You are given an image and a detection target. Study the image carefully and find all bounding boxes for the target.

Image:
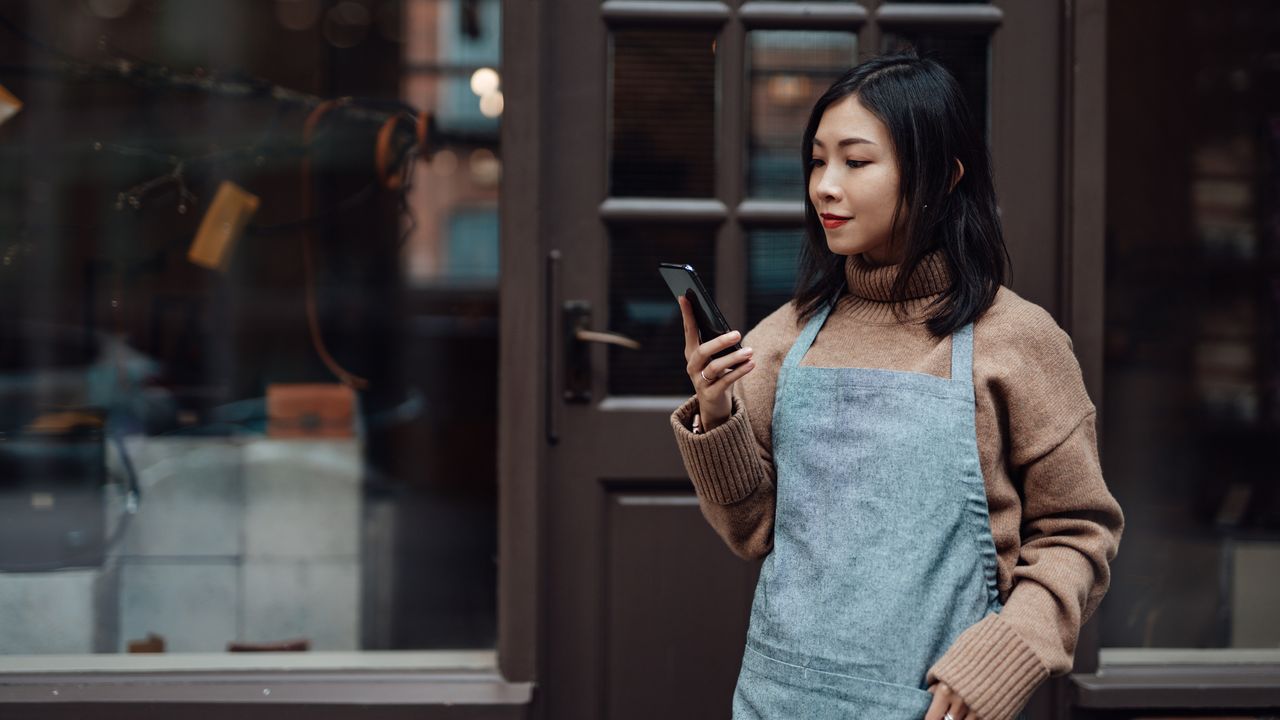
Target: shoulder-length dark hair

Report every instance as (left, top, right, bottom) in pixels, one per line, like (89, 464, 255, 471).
(793, 48, 1011, 338)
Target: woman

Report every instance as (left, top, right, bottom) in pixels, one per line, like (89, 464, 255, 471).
(670, 49, 1124, 720)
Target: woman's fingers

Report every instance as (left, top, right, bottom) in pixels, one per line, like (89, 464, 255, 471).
(925, 686, 949, 720)
(704, 347, 754, 379)
(924, 683, 974, 720)
(685, 329, 742, 376)
(704, 357, 755, 388)
(677, 295, 747, 393)
(697, 329, 742, 365)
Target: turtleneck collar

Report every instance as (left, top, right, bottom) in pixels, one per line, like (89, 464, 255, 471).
(837, 249, 951, 323)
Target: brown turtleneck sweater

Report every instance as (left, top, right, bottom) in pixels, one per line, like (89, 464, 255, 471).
(669, 249, 1124, 720)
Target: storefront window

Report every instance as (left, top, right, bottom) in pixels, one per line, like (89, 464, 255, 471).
(0, 0, 499, 658)
(1099, 0, 1280, 652)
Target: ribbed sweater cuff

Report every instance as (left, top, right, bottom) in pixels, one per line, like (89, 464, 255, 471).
(670, 395, 766, 505)
(926, 613, 1048, 720)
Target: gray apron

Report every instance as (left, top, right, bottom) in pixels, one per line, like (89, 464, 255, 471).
(732, 296, 1005, 719)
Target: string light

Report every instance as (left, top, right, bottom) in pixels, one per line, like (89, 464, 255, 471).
(478, 90, 503, 118)
(469, 68, 500, 96)
(430, 148, 458, 177)
(469, 148, 500, 187)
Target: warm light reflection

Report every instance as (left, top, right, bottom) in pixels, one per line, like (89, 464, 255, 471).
(470, 67, 500, 97)
(478, 90, 504, 118)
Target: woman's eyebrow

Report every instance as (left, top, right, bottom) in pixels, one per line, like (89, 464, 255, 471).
(813, 137, 877, 148)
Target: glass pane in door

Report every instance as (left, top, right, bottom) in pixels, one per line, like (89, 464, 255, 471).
(746, 228, 805, 330)
(609, 224, 716, 396)
(747, 31, 858, 199)
(609, 29, 718, 198)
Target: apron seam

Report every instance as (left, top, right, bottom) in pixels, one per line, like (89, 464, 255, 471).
(744, 644, 928, 694)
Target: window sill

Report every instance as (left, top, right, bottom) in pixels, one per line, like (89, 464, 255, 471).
(1072, 648, 1280, 708)
(0, 651, 534, 709)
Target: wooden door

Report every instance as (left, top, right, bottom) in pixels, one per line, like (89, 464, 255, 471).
(536, 2, 1068, 718)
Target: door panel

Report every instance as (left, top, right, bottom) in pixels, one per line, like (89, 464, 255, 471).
(604, 488, 757, 720)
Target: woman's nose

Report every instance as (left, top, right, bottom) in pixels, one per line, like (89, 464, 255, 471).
(815, 170, 842, 201)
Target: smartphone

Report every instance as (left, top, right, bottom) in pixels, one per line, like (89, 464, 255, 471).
(658, 262, 744, 362)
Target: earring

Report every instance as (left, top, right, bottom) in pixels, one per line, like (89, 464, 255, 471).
(923, 204, 929, 209)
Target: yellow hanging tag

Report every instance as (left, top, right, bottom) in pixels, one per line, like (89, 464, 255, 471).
(189, 180, 260, 272)
(0, 83, 22, 127)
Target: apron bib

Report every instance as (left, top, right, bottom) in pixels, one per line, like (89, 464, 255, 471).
(732, 296, 1004, 719)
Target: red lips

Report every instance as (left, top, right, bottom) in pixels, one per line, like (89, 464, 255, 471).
(820, 213, 850, 229)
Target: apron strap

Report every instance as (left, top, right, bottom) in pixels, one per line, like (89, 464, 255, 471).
(782, 294, 976, 391)
(781, 295, 838, 370)
(950, 321, 975, 389)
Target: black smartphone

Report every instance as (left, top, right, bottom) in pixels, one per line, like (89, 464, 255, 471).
(658, 262, 743, 362)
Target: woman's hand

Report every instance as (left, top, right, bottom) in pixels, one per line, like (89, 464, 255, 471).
(925, 681, 979, 720)
(679, 295, 755, 432)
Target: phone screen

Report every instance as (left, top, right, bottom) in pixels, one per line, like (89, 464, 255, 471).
(658, 263, 742, 360)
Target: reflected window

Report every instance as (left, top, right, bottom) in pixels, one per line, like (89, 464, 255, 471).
(403, 0, 502, 287)
(1100, 0, 1280, 650)
(747, 31, 858, 200)
(0, 0, 499, 657)
(747, 228, 805, 329)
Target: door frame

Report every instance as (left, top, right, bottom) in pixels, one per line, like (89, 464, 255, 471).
(496, 0, 544, 690)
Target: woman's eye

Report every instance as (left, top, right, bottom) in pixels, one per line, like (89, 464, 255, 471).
(846, 160, 868, 169)
(808, 158, 825, 169)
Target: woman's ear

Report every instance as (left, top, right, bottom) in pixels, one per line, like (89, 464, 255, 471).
(949, 158, 965, 193)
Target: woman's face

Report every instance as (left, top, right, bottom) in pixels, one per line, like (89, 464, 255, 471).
(807, 94, 905, 266)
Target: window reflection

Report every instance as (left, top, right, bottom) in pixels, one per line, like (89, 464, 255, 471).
(747, 31, 858, 200)
(746, 228, 805, 329)
(0, 0, 499, 656)
(1100, 0, 1280, 650)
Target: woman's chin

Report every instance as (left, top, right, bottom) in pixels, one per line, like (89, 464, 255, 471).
(825, 237, 866, 256)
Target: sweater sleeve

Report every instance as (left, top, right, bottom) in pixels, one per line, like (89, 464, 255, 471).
(670, 393, 777, 560)
(926, 311, 1125, 720)
(668, 307, 793, 561)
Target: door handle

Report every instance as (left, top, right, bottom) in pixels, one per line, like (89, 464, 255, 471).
(573, 328, 641, 350)
(563, 301, 640, 403)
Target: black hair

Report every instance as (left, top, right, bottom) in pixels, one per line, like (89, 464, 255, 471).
(794, 47, 1011, 338)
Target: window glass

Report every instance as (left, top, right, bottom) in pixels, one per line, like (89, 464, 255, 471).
(0, 0, 498, 656)
(610, 29, 718, 198)
(609, 224, 716, 396)
(746, 228, 805, 330)
(1100, 0, 1280, 650)
(747, 31, 858, 200)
